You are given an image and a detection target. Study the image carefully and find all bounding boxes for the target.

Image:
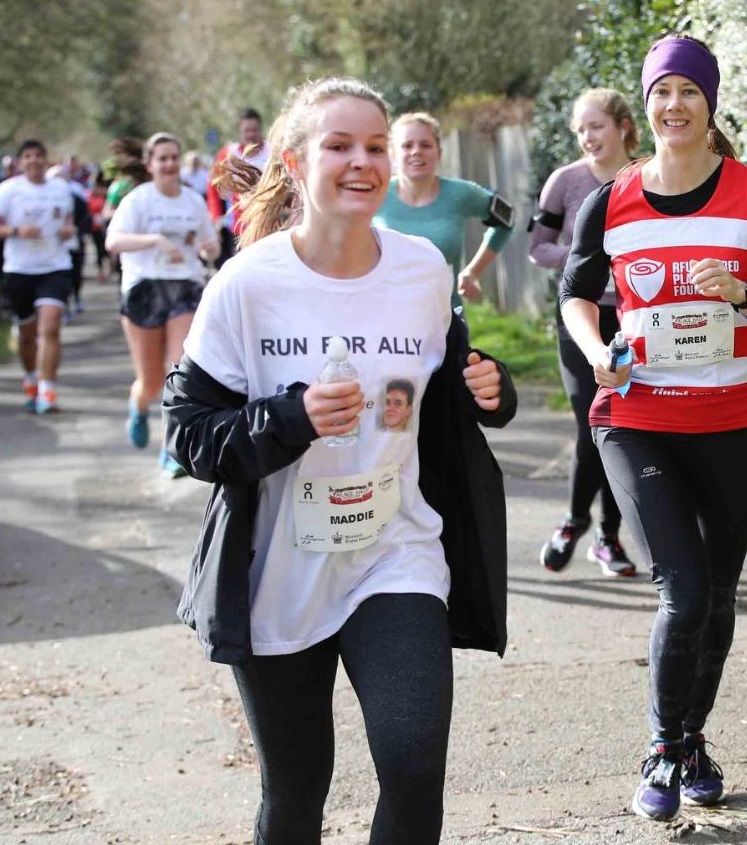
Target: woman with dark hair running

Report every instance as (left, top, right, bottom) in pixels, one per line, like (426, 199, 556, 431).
(560, 35, 747, 821)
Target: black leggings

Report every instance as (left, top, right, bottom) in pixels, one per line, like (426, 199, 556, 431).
(557, 304, 622, 535)
(595, 426, 747, 740)
(232, 593, 453, 845)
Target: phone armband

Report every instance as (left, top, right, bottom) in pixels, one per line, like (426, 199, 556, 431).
(483, 192, 515, 230)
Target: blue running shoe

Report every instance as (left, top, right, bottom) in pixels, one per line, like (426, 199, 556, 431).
(159, 449, 187, 479)
(36, 389, 59, 415)
(127, 405, 149, 449)
(632, 740, 682, 821)
(681, 734, 724, 806)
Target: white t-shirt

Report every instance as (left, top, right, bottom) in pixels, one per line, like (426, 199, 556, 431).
(184, 226, 453, 655)
(0, 175, 73, 274)
(107, 181, 216, 293)
(180, 166, 209, 197)
(246, 143, 270, 172)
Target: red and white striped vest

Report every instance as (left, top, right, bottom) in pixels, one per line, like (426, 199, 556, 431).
(589, 158, 747, 432)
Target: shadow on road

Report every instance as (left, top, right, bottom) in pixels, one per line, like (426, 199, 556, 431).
(0, 521, 182, 644)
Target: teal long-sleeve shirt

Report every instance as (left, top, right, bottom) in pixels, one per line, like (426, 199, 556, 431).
(374, 176, 512, 308)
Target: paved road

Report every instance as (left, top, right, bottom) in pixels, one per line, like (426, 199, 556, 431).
(0, 279, 745, 844)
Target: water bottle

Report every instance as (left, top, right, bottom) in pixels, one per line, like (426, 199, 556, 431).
(608, 330, 632, 398)
(319, 336, 359, 447)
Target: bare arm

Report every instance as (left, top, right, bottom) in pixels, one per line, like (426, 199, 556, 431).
(458, 242, 496, 302)
(106, 230, 182, 263)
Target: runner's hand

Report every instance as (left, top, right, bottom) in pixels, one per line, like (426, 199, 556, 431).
(463, 351, 500, 411)
(691, 258, 745, 304)
(458, 269, 483, 303)
(157, 235, 185, 263)
(304, 381, 364, 438)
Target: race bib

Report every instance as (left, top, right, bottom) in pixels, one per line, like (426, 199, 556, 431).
(644, 302, 734, 367)
(293, 463, 401, 552)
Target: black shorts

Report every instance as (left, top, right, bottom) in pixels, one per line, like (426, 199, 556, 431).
(120, 278, 204, 329)
(4, 270, 73, 324)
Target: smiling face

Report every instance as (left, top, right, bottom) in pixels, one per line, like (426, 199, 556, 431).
(391, 119, 441, 181)
(290, 95, 390, 224)
(18, 145, 48, 184)
(146, 141, 182, 191)
(646, 74, 710, 151)
(574, 103, 627, 168)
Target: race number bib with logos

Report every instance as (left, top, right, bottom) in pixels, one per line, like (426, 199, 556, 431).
(644, 302, 734, 367)
(293, 463, 401, 552)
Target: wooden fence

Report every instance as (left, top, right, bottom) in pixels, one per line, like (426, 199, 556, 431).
(441, 125, 552, 315)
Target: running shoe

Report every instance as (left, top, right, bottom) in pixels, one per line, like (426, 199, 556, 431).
(586, 530, 637, 577)
(632, 740, 683, 821)
(681, 734, 724, 806)
(127, 405, 149, 449)
(22, 377, 38, 412)
(159, 449, 187, 479)
(540, 516, 591, 572)
(35, 389, 59, 415)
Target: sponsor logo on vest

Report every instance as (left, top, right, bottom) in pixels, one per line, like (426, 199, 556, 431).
(672, 312, 707, 330)
(652, 387, 690, 395)
(625, 258, 666, 302)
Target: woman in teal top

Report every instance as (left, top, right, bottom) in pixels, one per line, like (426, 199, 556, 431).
(374, 112, 513, 309)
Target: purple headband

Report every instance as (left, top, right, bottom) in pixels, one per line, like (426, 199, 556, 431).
(641, 37, 720, 116)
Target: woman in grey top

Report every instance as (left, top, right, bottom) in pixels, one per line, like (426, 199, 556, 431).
(529, 88, 639, 576)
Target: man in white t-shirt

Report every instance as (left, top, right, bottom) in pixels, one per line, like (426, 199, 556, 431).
(0, 139, 74, 413)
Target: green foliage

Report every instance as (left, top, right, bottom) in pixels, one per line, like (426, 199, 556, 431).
(241, 0, 583, 116)
(87, 0, 151, 138)
(689, 0, 747, 159)
(528, 0, 687, 191)
(464, 302, 560, 386)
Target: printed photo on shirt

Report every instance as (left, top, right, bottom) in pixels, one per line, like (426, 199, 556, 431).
(379, 378, 415, 432)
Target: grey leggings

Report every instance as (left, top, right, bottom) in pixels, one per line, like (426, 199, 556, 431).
(232, 593, 454, 845)
(595, 426, 747, 739)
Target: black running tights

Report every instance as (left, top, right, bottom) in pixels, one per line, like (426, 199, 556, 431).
(595, 426, 747, 739)
(231, 593, 453, 845)
(557, 304, 622, 535)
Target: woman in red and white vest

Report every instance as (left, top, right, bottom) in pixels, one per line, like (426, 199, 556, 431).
(560, 35, 747, 823)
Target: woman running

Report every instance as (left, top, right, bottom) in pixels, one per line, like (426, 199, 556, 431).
(530, 89, 639, 576)
(106, 132, 219, 477)
(374, 111, 514, 310)
(560, 35, 747, 821)
(162, 77, 517, 843)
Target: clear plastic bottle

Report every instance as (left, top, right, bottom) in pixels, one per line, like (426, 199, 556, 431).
(319, 336, 359, 447)
(608, 330, 632, 397)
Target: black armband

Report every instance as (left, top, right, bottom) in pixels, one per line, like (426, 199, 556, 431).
(529, 208, 564, 232)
